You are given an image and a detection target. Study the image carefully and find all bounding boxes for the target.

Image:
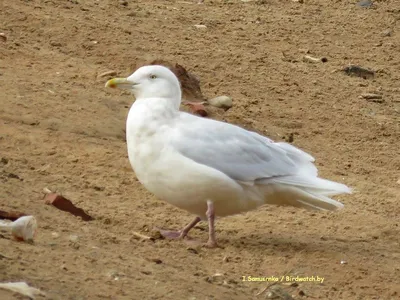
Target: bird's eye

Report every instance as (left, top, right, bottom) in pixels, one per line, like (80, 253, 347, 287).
(149, 74, 157, 79)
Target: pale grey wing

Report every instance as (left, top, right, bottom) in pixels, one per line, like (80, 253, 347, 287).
(170, 113, 314, 183)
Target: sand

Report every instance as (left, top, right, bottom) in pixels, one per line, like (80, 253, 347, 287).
(0, 0, 399, 299)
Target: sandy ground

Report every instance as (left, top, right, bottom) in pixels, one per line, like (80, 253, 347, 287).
(1, 0, 399, 299)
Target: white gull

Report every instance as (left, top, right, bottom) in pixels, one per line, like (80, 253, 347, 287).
(105, 65, 351, 248)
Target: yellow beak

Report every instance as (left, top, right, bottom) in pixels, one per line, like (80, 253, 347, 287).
(105, 78, 137, 89)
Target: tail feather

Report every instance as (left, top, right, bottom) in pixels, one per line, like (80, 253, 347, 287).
(259, 175, 351, 211)
(295, 190, 345, 211)
(269, 176, 352, 196)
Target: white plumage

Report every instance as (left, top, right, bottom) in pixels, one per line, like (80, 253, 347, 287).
(106, 65, 351, 247)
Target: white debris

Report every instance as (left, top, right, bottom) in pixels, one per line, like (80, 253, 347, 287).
(0, 282, 45, 299)
(0, 216, 37, 242)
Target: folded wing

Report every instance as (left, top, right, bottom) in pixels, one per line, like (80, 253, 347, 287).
(170, 113, 317, 184)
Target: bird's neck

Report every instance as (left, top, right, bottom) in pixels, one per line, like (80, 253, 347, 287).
(126, 97, 178, 138)
(125, 97, 178, 172)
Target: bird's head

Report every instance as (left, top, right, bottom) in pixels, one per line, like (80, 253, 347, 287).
(105, 65, 182, 108)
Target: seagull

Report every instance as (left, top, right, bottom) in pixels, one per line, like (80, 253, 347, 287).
(105, 65, 351, 248)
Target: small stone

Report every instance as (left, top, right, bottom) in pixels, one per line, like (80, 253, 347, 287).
(50, 41, 62, 47)
(92, 185, 105, 191)
(141, 270, 152, 275)
(357, 0, 373, 8)
(381, 29, 392, 37)
(187, 247, 199, 254)
(359, 93, 383, 103)
(150, 258, 163, 264)
(194, 24, 207, 29)
(7, 173, 21, 180)
(69, 234, 79, 242)
(286, 133, 294, 143)
(222, 256, 230, 262)
(149, 230, 164, 240)
(340, 260, 348, 264)
(0, 33, 7, 42)
(343, 65, 375, 79)
(208, 96, 233, 110)
(51, 232, 60, 238)
(107, 270, 121, 280)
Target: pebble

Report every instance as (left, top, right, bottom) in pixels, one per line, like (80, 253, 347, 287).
(357, 0, 373, 8)
(208, 95, 233, 110)
(187, 247, 199, 254)
(205, 273, 225, 283)
(381, 29, 392, 37)
(151, 258, 162, 264)
(107, 270, 121, 280)
(0, 33, 6, 42)
(194, 24, 207, 29)
(343, 65, 375, 79)
(69, 234, 79, 242)
(360, 93, 384, 103)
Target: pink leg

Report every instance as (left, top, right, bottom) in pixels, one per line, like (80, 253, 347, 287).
(204, 200, 218, 248)
(159, 216, 201, 240)
(181, 216, 202, 238)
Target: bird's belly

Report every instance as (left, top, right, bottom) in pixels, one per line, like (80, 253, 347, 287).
(132, 150, 254, 218)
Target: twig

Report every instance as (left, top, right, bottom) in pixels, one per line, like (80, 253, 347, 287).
(131, 231, 153, 241)
(303, 55, 327, 63)
(256, 282, 278, 296)
(0, 252, 12, 259)
(256, 268, 295, 297)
